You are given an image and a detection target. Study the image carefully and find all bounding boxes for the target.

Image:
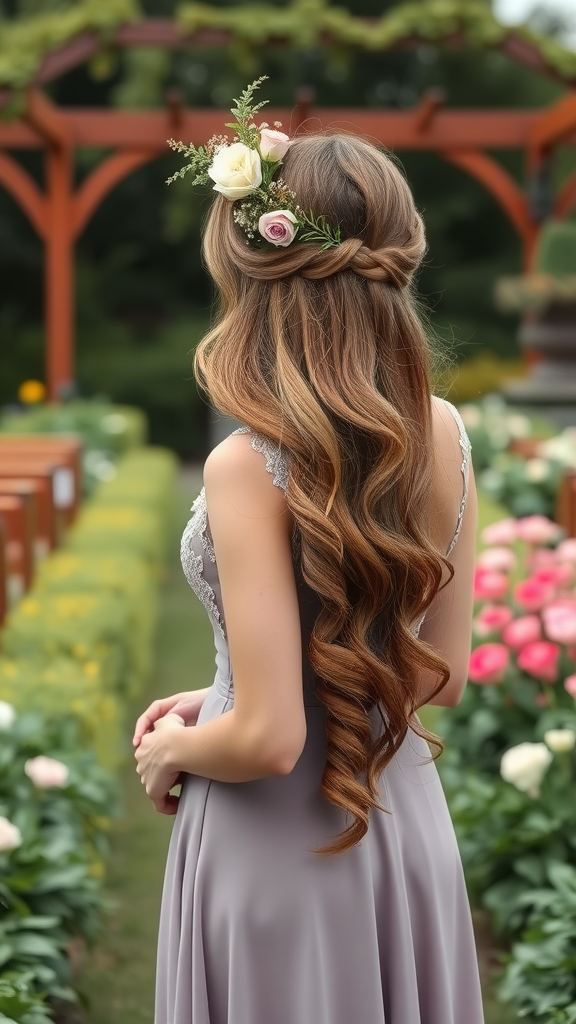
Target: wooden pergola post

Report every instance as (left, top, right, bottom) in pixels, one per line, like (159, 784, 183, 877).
(26, 90, 75, 400)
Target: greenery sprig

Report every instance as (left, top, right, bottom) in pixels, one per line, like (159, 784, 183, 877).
(298, 212, 342, 249)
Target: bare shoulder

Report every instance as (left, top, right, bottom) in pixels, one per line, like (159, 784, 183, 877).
(203, 430, 288, 522)
(429, 396, 473, 552)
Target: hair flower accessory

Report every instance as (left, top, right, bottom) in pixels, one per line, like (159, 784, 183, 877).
(167, 77, 342, 251)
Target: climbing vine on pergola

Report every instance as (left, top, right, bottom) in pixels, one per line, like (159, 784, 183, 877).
(1, 0, 576, 398)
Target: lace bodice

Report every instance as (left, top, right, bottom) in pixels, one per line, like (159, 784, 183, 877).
(180, 401, 471, 643)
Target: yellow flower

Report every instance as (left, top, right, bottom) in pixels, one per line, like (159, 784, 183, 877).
(83, 661, 100, 676)
(20, 600, 39, 616)
(18, 379, 46, 404)
(1, 662, 17, 677)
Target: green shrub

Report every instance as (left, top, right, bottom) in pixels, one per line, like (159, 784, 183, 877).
(0, 972, 54, 1024)
(499, 861, 576, 1022)
(0, 658, 124, 771)
(1, 592, 132, 698)
(0, 704, 115, 1002)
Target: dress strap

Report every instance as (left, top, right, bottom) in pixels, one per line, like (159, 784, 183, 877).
(232, 427, 289, 492)
(437, 399, 472, 557)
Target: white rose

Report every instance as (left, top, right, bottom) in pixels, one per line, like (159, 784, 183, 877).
(0, 700, 16, 729)
(24, 756, 69, 789)
(500, 742, 552, 798)
(544, 728, 576, 753)
(208, 143, 262, 200)
(0, 815, 22, 852)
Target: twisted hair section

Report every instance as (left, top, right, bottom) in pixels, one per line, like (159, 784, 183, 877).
(196, 134, 453, 855)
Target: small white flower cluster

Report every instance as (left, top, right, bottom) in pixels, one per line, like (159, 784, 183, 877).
(0, 703, 70, 853)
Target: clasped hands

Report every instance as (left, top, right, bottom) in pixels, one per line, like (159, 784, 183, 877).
(133, 689, 208, 815)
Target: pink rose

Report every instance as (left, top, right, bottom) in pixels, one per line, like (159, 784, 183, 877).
(564, 674, 576, 697)
(474, 604, 514, 636)
(514, 576, 555, 611)
(469, 643, 509, 684)
(515, 515, 560, 545)
(481, 518, 518, 546)
(258, 209, 298, 247)
(502, 614, 542, 650)
(24, 755, 69, 788)
(517, 641, 560, 683)
(259, 128, 291, 161)
(542, 599, 576, 645)
(556, 539, 576, 563)
(477, 547, 517, 572)
(474, 567, 509, 602)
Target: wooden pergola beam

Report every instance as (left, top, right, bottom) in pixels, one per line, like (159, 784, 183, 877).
(1, 108, 571, 151)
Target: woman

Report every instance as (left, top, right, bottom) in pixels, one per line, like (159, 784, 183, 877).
(134, 90, 482, 1024)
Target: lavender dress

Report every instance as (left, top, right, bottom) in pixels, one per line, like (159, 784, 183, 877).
(155, 398, 484, 1024)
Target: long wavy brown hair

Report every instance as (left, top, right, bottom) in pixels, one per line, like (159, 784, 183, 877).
(195, 133, 453, 855)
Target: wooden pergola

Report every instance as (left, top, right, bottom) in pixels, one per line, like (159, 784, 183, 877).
(1, 19, 576, 399)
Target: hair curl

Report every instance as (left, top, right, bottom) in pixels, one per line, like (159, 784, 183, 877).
(195, 134, 453, 855)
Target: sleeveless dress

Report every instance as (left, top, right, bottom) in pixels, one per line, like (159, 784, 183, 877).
(155, 398, 485, 1024)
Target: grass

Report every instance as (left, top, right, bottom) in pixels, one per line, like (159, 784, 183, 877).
(79, 473, 521, 1023)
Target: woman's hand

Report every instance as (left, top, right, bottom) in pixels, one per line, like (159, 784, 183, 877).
(134, 713, 185, 815)
(132, 687, 211, 748)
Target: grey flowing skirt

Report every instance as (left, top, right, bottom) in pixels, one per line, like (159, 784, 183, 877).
(155, 681, 484, 1024)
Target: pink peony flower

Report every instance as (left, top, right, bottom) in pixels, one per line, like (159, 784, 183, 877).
(542, 599, 576, 645)
(474, 567, 509, 602)
(502, 614, 542, 650)
(533, 564, 573, 588)
(564, 674, 576, 698)
(24, 756, 69, 789)
(474, 604, 514, 636)
(515, 515, 560, 545)
(477, 547, 517, 572)
(258, 209, 298, 247)
(530, 548, 558, 572)
(259, 128, 291, 161)
(481, 518, 518, 546)
(469, 643, 509, 684)
(556, 539, 576, 563)
(517, 641, 560, 683)
(514, 576, 555, 611)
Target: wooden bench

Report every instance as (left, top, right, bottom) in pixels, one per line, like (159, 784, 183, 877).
(0, 436, 82, 525)
(0, 494, 33, 602)
(0, 514, 7, 626)
(0, 462, 58, 555)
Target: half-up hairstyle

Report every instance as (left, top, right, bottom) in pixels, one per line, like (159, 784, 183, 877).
(195, 134, 453, 855)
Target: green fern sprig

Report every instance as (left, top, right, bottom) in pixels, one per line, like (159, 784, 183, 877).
(165, 139, 212, 186)
(225, 75, 269, 147)
(297, 211, 342, 249)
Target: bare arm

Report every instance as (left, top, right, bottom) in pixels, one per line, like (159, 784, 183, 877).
(136, 433, 306, 786)
(418, 399, 478, 707)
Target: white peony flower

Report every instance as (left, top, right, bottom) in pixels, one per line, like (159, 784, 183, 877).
(24, 756, 69, 789)
(500, 742, 552, 798)
(505, 413, 532, 439)
(544, 728, 576, 753)
(524, 458, 549, 483)
(0, 700, 16, 729)
(0, 815, 22, 852)
(208, 143, 262, 200)
(458, 404, 482, 429)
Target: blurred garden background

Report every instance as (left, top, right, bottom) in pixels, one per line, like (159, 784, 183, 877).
(1, 0, 576, 1021)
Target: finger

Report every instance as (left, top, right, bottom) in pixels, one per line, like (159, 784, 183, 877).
(152, 794, 179, 815)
